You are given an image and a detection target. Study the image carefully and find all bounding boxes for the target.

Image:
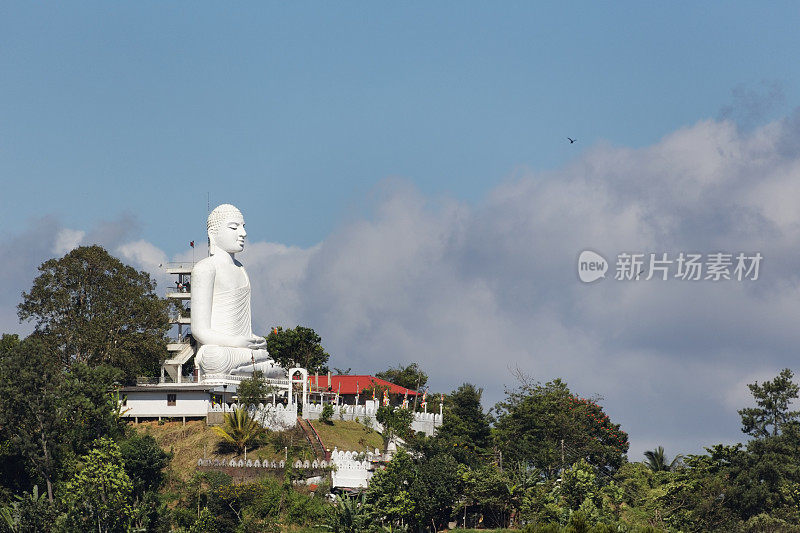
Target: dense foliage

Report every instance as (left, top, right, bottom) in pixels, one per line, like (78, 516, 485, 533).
(59, 438, 134, 532)
(375, 362, 429, 393)
(493, 379, 629, 478)
(0, 332, 173, 532)
(0, 333, 126, 502)
(167, 471, 328, 532)
(435, 383, 492, 465)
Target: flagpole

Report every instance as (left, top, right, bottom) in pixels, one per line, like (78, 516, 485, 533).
(412, 375, 420, 411)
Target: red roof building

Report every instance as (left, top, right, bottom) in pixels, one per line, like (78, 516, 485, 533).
(308, 374, 418, 404)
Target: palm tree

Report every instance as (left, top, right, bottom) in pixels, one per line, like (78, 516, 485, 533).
(643, 446, 683, 472)
(212, 407, 265, 455)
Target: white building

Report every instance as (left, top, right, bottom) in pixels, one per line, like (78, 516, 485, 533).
(120, 384, 214, 423)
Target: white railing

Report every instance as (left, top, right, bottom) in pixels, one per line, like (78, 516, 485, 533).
(135, 375, 198, 385)
(203, 374, 248, 383)
(202, 374, 291, 386)
(196, 458, 335, 470)
(165, 262, 195, 270)
(167, 334, 192, 344)
(304, 402, 375, 419)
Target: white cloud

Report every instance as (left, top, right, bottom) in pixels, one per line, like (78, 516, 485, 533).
(52, 228, 85, 256)
(116, 240, 168, 275)
(243, 241, 319, 328)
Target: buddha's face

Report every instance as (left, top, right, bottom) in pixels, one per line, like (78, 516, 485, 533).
(212, 214, 247, 253)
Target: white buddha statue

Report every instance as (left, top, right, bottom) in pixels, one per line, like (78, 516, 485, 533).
(191, 204, 284, 379)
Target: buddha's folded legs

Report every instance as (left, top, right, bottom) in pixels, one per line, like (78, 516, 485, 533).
(196, 345, 285, 378)
(230, 359, 286, 379)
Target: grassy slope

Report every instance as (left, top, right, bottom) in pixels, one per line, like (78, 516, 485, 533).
(134, 419, 383, 480)
(309, 420, 384, 454)
(136, 420, 251, 479)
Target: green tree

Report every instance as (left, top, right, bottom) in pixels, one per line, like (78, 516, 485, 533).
(320, 403, 335, 424)
(0, 335, 68, 502)
(718, 424, 800, 524)
(59, 363, 127, 454)
(0, 335, 125, 503)
(0, 335, 33, 498)
(643, 446, 683, 472)
(435, 383, 492, 465)
(652, 451, 741, 531)
(119, 433, 171, 502)
(461, 463, 521, 528)
(492, 378, 628, 478)
(212, 407, 265, 455)
(188, 507, 219, 533)
(738, 368, 800, 438)
(555, 459, 603, 518)
(376, 362, 428, 392)
(365, 449, 417, 528)
(639, 438, 800, 531)
(266, 326, 330, 371)
(59, 437, 134, 533)
(415, 452, 461, 530)
(172, 471, 232, 531)
(236, 371, 273, 407)
(376, 406, 414, 453)
(17, 245, 170, 380)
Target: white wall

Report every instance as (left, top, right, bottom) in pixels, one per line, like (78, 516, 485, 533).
(303, 402, 442, 436)
(330, 449, 380, 489)
(209, 402, 298, 431)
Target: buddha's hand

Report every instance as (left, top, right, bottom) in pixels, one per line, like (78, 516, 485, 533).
(248, 335, 268, 350)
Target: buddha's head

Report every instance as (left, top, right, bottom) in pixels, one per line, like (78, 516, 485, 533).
(207, 204, 246, 254)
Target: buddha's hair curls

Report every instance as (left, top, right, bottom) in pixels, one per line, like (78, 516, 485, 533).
(207, 204, 243, 236)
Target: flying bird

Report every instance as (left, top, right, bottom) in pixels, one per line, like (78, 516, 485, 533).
(567, 137, 577, 144)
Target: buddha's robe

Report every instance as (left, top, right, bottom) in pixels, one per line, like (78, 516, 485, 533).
(195, 274, 280, 377)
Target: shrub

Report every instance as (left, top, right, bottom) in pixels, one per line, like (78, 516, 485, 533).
(320, 404, 334, 424)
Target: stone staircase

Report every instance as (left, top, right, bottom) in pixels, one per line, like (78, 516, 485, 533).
(297, 417, 328, 461)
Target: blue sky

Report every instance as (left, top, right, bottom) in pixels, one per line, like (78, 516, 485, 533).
(3, 3, 800, 459)
(3, 3, 798, 249)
